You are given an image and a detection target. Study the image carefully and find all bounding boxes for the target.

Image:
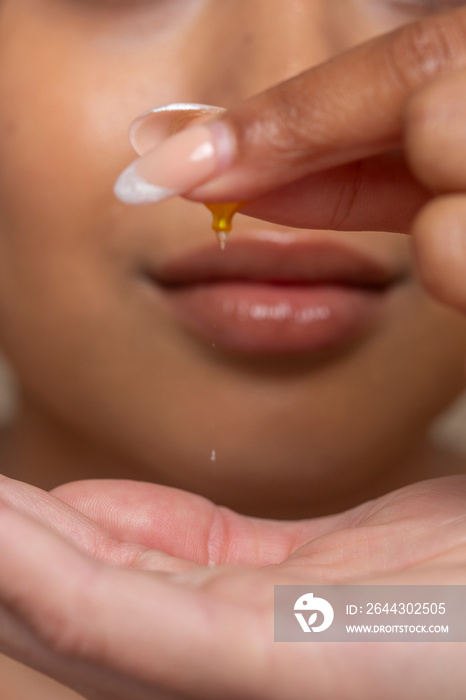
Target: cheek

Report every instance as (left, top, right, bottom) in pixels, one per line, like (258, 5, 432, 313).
(0, 82, 112, 363)
(0, 13, 141, 352)
(0, 2, 217, 327)
(0, 6, 219, 422)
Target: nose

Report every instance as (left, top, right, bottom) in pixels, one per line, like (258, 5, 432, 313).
(188, 0, 336, 107)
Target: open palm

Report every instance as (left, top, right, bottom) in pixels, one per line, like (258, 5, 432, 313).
(0, 474, 465, 699)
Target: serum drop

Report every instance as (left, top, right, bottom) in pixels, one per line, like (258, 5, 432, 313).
(204, 202, 246, 249)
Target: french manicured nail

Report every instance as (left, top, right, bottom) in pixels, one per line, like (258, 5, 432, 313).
(129, 103, 225, 156)
(114, 121, 234, 205)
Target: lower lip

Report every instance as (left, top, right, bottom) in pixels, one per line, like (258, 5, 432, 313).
(159, 281, 386, 355)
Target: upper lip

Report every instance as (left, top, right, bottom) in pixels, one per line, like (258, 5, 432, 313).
(149, 232, 405, 290)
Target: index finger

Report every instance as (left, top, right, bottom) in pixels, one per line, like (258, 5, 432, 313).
(187, 8, 466, 203)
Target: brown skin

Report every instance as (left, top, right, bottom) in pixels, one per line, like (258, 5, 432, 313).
(0, 1, 465, 522)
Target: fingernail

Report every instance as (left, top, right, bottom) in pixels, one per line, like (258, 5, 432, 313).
(129, 103, 225, 156)
(114, 121, 234, 205)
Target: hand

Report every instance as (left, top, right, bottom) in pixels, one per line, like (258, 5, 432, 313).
(174, 8, 466, 315)
(1, 474, 466, 699)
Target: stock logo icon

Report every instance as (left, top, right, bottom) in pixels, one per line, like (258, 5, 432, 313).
(294, 593, 334, 633)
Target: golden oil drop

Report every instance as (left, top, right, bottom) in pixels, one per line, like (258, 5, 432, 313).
(204, 202, 247, 250)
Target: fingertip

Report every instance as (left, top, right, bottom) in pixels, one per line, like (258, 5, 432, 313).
(412, 195, 466, 312)
(405, 69, 466, 192)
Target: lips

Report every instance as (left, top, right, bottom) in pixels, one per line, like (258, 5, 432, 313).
(143, 235, 404, 355)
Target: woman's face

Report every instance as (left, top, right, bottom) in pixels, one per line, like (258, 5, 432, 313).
(0, 0, 465, 517)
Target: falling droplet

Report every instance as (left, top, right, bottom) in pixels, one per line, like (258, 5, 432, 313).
(203, 202, 247, 249)
(217, 231, 228, 250)
(210, 450, 217, 462)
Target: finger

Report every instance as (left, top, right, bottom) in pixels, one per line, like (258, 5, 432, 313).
(405, 66, 466, 192)
(241, 151, 430, 233)
(183, 8, 466, 202)
(0, 475, 186, 572)
(0, 499, 190, 700)
(0, 474, 106, 549)
(0, 498, 277, 700)
(411, 194, 466, 312)
(52, 479, 354, 566)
